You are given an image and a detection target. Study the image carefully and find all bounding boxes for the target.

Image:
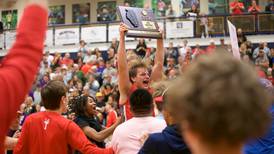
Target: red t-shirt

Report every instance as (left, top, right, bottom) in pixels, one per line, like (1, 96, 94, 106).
(106, 110, 117, 128)
(60, 58, 74, 66)
(81, 64, 92, 74)
(230, 2, 244, 15)
(14, 112, 113, 154)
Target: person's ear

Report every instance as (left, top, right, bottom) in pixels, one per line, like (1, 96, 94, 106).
(131, 77, 136, 82)
(61, 96, 66, 104)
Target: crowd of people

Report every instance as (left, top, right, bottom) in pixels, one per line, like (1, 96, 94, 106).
(1, 1, 273, 154)
(156, 0, 274, 17)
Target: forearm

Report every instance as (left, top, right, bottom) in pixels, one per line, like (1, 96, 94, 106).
(96, 124, 117, 141)
(151, 39, 164, 81)
(117, 34, 130, 98)
(0, 4, 47, 130)
(4, 137, 18, 150)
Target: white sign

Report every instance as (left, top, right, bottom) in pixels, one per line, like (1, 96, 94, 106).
(55, 28, 79, 45)
(0, 34, 4, 49)
(227, 20, 240, 60)
(166, 21, 194, 38)
(108, 25, 134, 41)
(5, 31, 16, 49)
(81, 26, 106, 43)
(45, 29, 53, 47)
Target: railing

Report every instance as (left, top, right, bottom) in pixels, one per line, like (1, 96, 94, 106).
(0, 13, 273, 50)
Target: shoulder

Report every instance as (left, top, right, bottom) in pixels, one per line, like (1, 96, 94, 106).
(147, 132, 165, 143)
(74, 116, 89, 128)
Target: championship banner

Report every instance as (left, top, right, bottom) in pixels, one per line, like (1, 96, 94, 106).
(5, 31, 16, 49)
(45, 29, 53, 47)
(81, 26, 107, 43)
(227, 20, 240, 60)
(166, 20, 194, 38)
(108, 24, 134, 41)
(55, 28, 79, 45)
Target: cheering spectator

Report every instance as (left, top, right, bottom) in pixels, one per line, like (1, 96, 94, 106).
(167, 52, 271, 154)
(110, 89, 166, 154)
(72, 95, 121, 148)
(230, 0, 244, 15)
(14, 81, 113, 154)
(118, 23, 164, 120)
(248, 0, 261, 13)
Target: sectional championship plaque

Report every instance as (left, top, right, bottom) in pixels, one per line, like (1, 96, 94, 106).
(117, 6, 162, 39)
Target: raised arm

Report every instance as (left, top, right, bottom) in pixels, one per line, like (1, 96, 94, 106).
(0, 1, 48, 152)
(151, 32, 164, 82)
(117, 23, 131, 105)
(67, 122, 114, 154)
(82, 117, 121, 142)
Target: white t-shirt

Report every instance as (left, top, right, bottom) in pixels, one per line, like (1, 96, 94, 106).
(110, 116, 166, 154)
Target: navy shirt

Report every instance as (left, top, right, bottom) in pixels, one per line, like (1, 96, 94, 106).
(139, 125, 191, 154)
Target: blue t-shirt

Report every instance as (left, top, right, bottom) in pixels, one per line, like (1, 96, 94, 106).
(243, 105, 274, 154)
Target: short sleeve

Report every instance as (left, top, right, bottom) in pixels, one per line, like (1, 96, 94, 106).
(74, 117, 89, 128)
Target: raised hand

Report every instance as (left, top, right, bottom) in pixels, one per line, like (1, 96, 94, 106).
(119, 23, 129, 38)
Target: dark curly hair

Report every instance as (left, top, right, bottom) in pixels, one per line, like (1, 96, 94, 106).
(70, 95, 96, 117)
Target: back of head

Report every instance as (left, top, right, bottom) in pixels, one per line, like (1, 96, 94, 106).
(41, 80, 67, 110)
(168, 52, 271, 145)
(151, 81, 169, 112)
(130, 89, 153, 116)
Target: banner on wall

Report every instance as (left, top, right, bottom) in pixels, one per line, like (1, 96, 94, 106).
(45, 29, 53, 47)
(108, 25, 134, 41)
(166, 20, 194, 38)
(81, 26, 107, 43)
(5, 31, 16, 49)
(55, 28, 79, 45)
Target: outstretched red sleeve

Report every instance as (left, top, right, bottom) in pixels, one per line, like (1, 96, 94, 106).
(0, 5, 47, 153)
